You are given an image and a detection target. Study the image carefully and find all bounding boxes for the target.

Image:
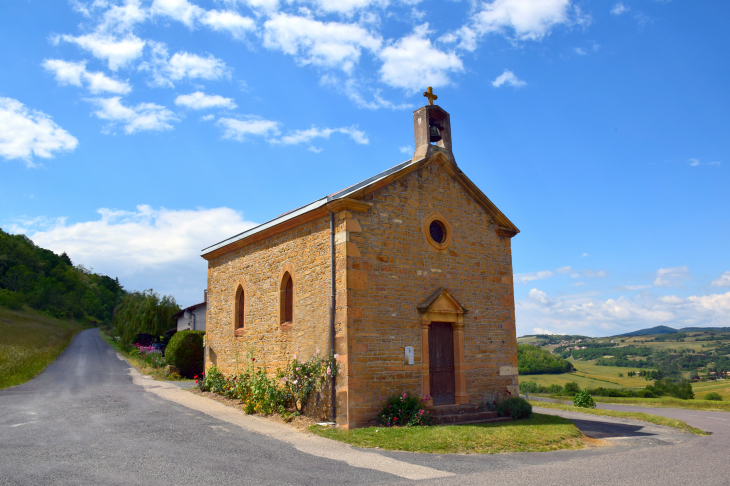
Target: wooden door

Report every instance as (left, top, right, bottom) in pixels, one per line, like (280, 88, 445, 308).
(429, 322, 455, 405)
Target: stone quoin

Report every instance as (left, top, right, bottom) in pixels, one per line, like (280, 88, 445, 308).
(201, 88, 520, 428)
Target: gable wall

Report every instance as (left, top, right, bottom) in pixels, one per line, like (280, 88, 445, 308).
(342, 159, 518, 427)
(205, 217, 333, 385)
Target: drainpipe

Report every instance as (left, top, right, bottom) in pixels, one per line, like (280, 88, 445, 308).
(329, 211, 336, 423)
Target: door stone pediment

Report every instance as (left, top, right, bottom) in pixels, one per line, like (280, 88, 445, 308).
(417, 287, 466, 316)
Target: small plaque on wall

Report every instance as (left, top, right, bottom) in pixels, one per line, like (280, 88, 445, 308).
(404, 346, 414, 365)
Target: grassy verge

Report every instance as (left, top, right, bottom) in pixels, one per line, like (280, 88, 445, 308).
(589, 396, 730, 412)
(100, 330, 190, 381)
(530, 401, 708, 436)
(0, 307, 88, 390)
(309, 413, 586, 454)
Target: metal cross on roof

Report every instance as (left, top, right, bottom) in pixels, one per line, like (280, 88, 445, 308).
(423, 86, 438, 105)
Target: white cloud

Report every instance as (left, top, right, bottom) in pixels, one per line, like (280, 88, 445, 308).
(614, 285, 651, 291)
(556, 266, 573, 274)
(89, 96, 179, 134)
(574, 47, 586, 55)
(572, 282, 586, 286)
(313, 0, 385, 15)
(42, 59, 131, 94)
(611, 3, 629, 15)
(689, 158, 700, 167)
(200, 10, 255, 39)
(379, 24, 463, 92)
(200, 114, 215, 121)
(533, 327, 563, 335)
(492, 69, 526, 88)
(151, 0, 203, 28)
(17, 205, 257, 305)
(581, 252, 589, 257)
(583, 269, 607, 278)
(517, 288, 730, 337)
(96, 0, 148, 34)
(278, 126, 369, 147)
(711, 271, 730, 288)
(515, 270, 554, 284)
(319, 75, 413, 110)
(175, 91, 236, 110)
(217, 116, 281, 141)
(263, 13, 382, 73)
(399, 146, 413, 154)
(140, 43, 230, 87)
(0, 97, 78, 166)
(451, 0, 573, 50)
(59, 33, 145, 71)
(653, 266, 691, 287)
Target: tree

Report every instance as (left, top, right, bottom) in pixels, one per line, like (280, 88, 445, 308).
(112, 290, 180, 343)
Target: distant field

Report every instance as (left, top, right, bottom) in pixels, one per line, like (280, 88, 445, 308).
(692, 381, 730, 400)
(0, 307, 86, 389)
(519, 360, 654, 390)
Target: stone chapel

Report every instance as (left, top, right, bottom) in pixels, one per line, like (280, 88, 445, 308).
(201, 90, 520, 428)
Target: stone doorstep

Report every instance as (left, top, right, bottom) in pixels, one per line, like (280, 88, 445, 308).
(428, 404, 511, 425)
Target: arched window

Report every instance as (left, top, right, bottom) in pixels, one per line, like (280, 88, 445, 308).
(234, 285, 245, 335)
(281, 272, 293, 324)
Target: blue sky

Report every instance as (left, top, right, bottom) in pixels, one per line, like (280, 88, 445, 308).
(1, 0, 728, 337)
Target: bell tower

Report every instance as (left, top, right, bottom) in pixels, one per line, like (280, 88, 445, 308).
(413, 87, 454, 163)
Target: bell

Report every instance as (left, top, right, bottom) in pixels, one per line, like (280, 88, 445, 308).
(429, 124, 442, 143)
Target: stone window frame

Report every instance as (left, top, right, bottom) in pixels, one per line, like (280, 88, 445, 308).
(278, 263, 295, 328)
(421, 210, 453, 252)
(232, 277, 247, 338)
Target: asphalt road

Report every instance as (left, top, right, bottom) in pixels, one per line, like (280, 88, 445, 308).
(1, 329, 727, 485)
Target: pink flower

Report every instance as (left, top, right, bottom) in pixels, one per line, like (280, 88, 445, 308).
(326, 367, 331, 375)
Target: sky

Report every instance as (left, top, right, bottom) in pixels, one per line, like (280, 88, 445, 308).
(1, 0, 728, 337)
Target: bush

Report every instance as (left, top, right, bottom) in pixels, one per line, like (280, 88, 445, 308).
(564, 382, 581, 395)
(574, 390, 596, 408)
(519, 381, 538, 394)
(705, 392, 722, 401)
(496, 397, 532, 420)
(166, 330, 205, 378)
(376, 392, 433, 426)
(0, 289, 25, 310)
(548, 384, 564, 394)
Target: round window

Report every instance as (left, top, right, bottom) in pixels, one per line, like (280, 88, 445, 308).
(429, 220, 447, 244)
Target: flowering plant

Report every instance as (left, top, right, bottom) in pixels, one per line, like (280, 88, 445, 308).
(278, 353, 339, 412)
(375, 392, 433, 427)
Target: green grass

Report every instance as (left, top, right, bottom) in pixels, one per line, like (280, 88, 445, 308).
(0, 307, 88, 390)
(530, 401, 709, 436)
(587, 395, 730, 412)
(309, 413, 586, 454)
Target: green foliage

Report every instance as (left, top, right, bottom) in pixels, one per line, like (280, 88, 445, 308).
(704, 392, 722, 401)
(198, 353, 338, 417)
(0, 289, 24, 310)
(143, 350, 166, 368)
(519, 381, 564, 395)
(0, 229, 124, 322)
(564, 382, 581, 395)
(496, 397, 532, 420)
(280, 353, 339, 412)
(376, 392, 433, 426)
(112, 290, 180, 343)
(617, 372, 624, 377)
(573, 390, 596, 408)
(517, 344, 575, 375)
(165, 330, 205, 378)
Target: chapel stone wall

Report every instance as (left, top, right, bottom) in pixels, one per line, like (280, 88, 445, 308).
(205, 216, 335, 416)
(341, 160, 518, 427)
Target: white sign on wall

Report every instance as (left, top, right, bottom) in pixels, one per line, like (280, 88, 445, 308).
(404, 346, 414, 365)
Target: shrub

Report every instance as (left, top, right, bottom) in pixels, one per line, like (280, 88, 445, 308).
(564, 382, 581, 395)
(548, 384, 564, 394)
(705, 392, 722, 401)
(143, 350, 166, 368)
(519, 381, 538, 394)
(574, 390, 596, 408)
(0, 289, 25, 310)
(376, 392, 433, 426)
(496, 397, 532, 420)
(166, 330, 205, 378)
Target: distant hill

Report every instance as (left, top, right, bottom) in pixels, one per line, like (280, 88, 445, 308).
(680, 327, 730, 333)
(615, 326, 677, 337)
